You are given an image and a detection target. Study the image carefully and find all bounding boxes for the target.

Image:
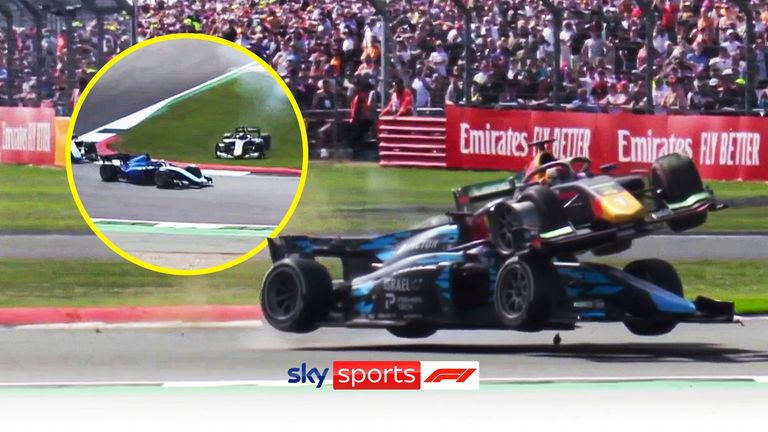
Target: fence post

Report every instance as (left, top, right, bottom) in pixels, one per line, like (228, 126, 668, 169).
(541, 0, 562, 108)
(15, 0, 45, 104)
(732, 0, 756, 111)
(367, 0, 391, 106)
(449, 1, 473, 104)
(635, 0, 655, 112)
(0, 4, 14, 104)
(63, 13, 76, 115)
(96, 12, 105, 68)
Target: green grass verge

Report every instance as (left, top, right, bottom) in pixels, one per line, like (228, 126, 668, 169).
(1, 163, 767, 232)
(0, 258, 765, 313)
(116, 72, 302, 169)
(0, 165, 85, 231)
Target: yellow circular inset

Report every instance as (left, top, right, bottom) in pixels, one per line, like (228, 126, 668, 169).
(66, 34, 308, 276)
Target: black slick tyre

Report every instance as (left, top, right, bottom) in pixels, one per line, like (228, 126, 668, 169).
(154, 170, 174, 188)
(651, 153, 707, 231)
(99, 164, 119, 182)
(517, 185, 568, 232)
(261, 258, 333, 333)
(622, 259, 682, 336)
(494, 257, 558, 330)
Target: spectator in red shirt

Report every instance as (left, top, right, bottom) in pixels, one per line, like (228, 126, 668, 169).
(381, 78, 414, 117)
(660, 0, 680, 43)
(347, 79, 375, 148)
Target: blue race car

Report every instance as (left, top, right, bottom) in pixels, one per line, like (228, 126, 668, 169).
(260, 152, 733, 339)
(99, 153, 213, 189)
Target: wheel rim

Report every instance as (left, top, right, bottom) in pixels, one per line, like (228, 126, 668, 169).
(500, 264, 531, 318)
(265, 269, 300, 320)
(495, 205, 518, 252)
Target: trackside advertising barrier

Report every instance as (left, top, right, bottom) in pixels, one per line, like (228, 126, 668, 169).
(54, 117, 71, 167)
(445, 105, 768, 181)
(0, 107, 56, 166)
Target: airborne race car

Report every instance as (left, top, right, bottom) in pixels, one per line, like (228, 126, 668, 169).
(99, 153, 213, 189)
(215, 126, 271, 159)
(261, 143, 733, 338)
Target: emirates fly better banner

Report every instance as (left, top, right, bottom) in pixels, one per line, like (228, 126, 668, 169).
(445, 105, 767, 180)
(0, 107, 56, 166)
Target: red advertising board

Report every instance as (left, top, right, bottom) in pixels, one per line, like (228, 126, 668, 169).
(0, 107, 56, 166)
(445, 105, 768, 180)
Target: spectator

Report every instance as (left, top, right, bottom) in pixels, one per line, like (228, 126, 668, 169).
(381, 78, 414, 117)
(347, 79, 375, 147)
(312, 78, 337, 153)
(5, 0, 768, 115)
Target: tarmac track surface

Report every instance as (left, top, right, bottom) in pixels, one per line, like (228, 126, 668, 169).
(72, 164, 298, 226)
(74, 38, 252, 135)
(1, 233, 766, 260)
(0, 320, 766, 383)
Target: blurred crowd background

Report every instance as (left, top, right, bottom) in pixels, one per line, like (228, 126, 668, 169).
(3, 0, 768, 116)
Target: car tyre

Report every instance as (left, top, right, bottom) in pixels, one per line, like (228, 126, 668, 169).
(518, 185, 569, 232)
(154, 170, 173, 189)
(185, 166, 203, 178)
(261, 258, 333, 333)
(99, 164, 119, 182)
(622, 259, 682, 336)
(494, 257, 557, 330)
(651, 153, 707, 232)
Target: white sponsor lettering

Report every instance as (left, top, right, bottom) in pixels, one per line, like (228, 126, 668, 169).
(617, 129, 693, 163)
(699, 131, 760, 166)
(459, 122, 528, 157)
(1, 122, 52, 152)
(383, 278, 423, 292)
(532, 126, 591, 158)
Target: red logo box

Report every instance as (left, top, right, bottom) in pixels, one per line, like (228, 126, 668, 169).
(333, 361, 421, 390)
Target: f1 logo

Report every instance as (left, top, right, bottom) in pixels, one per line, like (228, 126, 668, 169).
(421, 361, 479, 390)
(424, 368, 476, 383)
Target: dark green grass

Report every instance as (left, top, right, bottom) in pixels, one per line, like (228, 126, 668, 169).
(116, 73, 303, 168)
(0, 258, 765, 313)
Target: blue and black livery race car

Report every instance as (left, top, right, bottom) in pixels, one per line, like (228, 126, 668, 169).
(260, 148, 733, 339)
(99, 153, 213, 189)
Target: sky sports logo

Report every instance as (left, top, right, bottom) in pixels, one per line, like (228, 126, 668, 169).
(287, 361, 479, 390)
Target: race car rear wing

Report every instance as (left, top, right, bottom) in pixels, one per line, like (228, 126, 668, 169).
(235, 126, 262, 135)
(453, 177, 516, 212)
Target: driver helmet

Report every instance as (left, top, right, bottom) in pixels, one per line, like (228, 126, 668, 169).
(543, 166, 568, 185)
(238, 133, 249, 140)
(525, 150, 559, 183)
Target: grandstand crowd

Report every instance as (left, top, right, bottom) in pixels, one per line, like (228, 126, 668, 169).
(0, 10, 131, 114)
(3, 0, 768, 113)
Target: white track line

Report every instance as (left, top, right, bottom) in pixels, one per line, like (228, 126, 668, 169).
(481, 375, 768, 384)
(200, 169, 252, 177)
(91, 218, 276, 230)
(80, 62, 256, 141)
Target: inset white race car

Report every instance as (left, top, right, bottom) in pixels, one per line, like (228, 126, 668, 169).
(215, 126, 271, 159)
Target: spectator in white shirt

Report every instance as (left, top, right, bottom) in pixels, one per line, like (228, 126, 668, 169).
(428, 42, 449, 77)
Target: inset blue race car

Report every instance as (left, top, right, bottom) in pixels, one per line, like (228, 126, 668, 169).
(99, 153, 213, 189)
